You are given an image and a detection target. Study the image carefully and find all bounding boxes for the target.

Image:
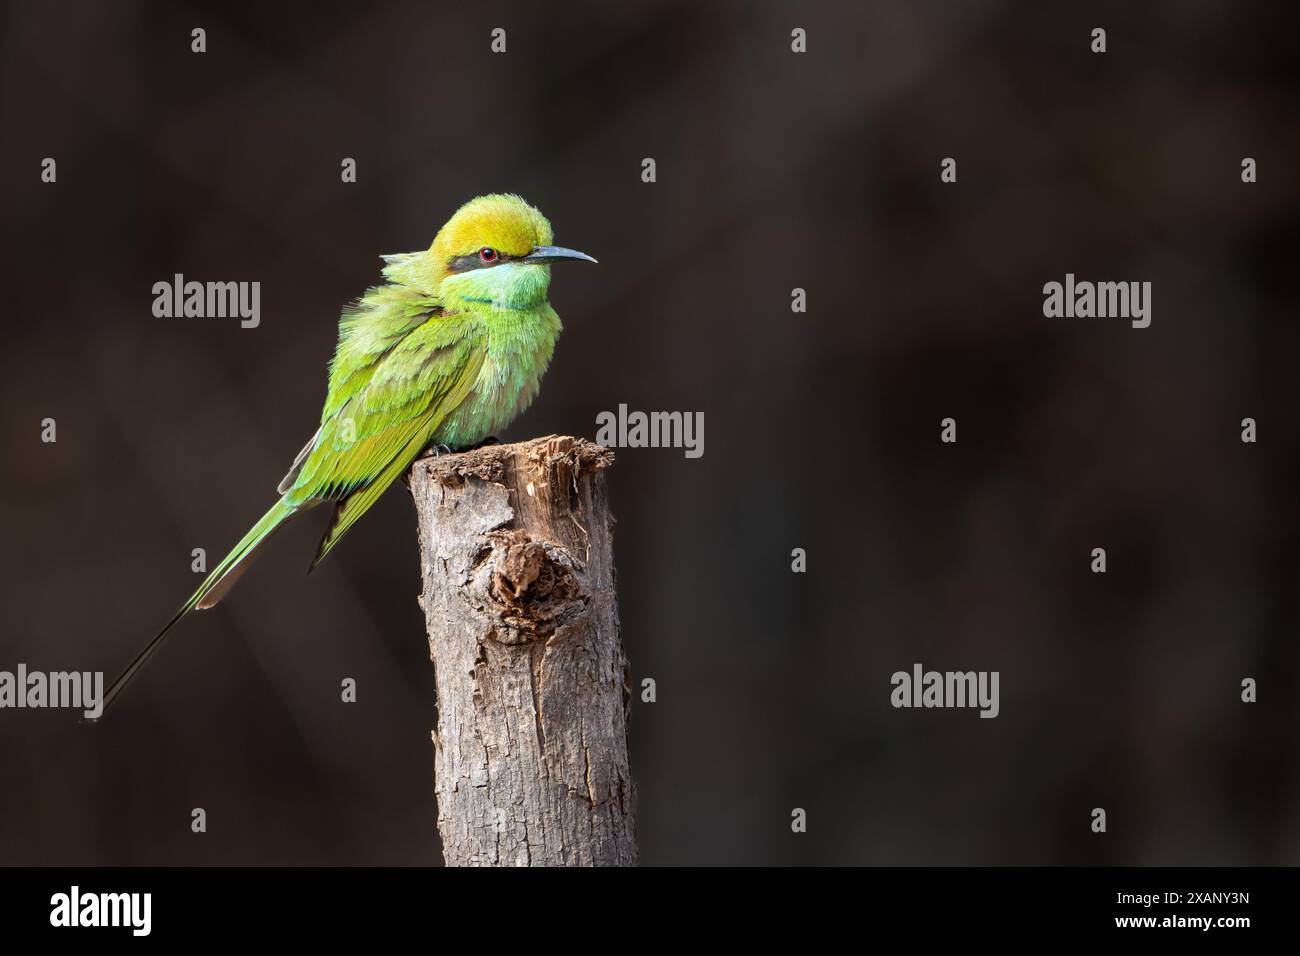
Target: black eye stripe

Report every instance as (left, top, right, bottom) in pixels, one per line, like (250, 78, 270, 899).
(447, 249, 515, 273)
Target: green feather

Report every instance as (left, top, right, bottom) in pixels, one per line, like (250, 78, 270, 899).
(99, 497, 305, 714)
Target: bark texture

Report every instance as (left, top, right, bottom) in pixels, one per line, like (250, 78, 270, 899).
(408, 435, 636, 866)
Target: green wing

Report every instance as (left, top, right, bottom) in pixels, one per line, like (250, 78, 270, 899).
(284, 306, 486, 566)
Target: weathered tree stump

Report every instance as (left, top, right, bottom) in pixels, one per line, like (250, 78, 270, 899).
(407, 435, 636, 866)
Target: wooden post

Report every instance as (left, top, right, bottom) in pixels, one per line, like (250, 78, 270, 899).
(407, 435, 637, 866)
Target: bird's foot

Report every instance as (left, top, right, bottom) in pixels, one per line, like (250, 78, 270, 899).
(417, 442, 454, 460)
(417, 437, 500, 461)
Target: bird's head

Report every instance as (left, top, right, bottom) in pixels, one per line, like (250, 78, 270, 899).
(385, 194, 595, 310)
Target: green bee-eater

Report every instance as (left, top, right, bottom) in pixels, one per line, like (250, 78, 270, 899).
(98, 194, 596, 716)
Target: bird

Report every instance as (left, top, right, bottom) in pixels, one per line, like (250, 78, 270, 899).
(95, 193, 596, 717)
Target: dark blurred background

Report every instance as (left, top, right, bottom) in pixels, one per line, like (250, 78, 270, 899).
(1, 0, 1297, 865)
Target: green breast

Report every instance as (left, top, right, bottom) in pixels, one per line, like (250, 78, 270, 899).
(432, 304, 562, 449)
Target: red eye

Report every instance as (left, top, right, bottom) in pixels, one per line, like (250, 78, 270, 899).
(478, 247, 498, 263)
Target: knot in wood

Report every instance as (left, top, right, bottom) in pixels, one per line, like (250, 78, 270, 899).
(485, 530, 584, 643)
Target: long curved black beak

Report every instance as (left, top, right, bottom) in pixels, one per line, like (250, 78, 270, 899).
(522, 245, 598, 265)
